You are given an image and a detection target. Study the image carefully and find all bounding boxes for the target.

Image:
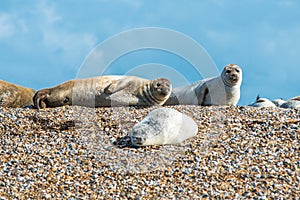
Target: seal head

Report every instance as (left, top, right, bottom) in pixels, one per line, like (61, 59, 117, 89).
(148, 78, 172, 105)
(33, 81, 73, 109)
(221, 64, 242, 87)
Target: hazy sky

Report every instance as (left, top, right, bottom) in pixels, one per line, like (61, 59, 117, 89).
(1, 0, 299, 105)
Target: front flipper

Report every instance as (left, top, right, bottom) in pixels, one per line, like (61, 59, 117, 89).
(33, 89, 50, 109)
(104, 77, 135, 94)
(195, 83, 209, 106)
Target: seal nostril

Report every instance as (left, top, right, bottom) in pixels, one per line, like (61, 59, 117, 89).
(63, 97, 69, 104)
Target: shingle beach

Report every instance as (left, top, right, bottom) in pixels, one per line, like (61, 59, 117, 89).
(0, 105, 299, 199)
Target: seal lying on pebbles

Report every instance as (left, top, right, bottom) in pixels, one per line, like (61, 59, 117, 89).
(0, 80, 35, 108)
(248, 95, 276, 107)
(130, 107, 198, 146)
(290, 96, 300, 101)
(164, 64, 242, 106)
(280, 97, 300, 109)
(272, 98, 286, 107)
(33, 76, 171, 109)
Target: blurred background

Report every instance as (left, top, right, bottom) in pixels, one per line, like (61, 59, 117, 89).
(1, 0, 299, 105)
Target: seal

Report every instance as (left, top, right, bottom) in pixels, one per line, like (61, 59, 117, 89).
(33, 76, 172, 109)
(130, 107, 198, 146)
(290, 96, 300, 101)
(164, 64, 242, 106)
(0, 80, 35, 108)
(248, 95, 276, 107)
(272, 98, 286, 107)
(280, 96, 300, 109)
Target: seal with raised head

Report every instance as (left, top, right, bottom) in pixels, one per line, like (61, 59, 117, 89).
(0, 80, 35, 108)
(248, 95, 276, 108)
(33, 76, 172, 109)
(164, 64, 242, 106)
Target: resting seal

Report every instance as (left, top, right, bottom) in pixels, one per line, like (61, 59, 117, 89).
(164, 64, 242, 106)
(130, 108, 198, 146)
(0, 80, 35, 108)
(272, 98, 286, 107)
(248, 95, 276, 108)
(33, 76, 171, 109)
(280, 96, 300, 109)
(290, 96, 300, 101)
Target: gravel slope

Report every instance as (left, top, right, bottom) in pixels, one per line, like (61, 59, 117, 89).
(0, 105, 299, 199)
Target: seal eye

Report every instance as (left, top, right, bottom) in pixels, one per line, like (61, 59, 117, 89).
(235, 69, 240, 73)
(226, 70, 231, 74)
(63, 97, 69, 104)
(156, 83, 162, 87)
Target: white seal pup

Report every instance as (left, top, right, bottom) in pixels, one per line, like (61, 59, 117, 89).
(248, 95, 276, 107)
(164, 64, 242, 106)
(33, 76, 172, 109)
(130, 108, 198, 146)
(0, 80, 35, 108)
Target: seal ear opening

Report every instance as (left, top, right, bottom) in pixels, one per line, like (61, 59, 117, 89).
(33, 89, 50, 109)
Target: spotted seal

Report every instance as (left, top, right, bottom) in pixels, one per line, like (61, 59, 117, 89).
(0, 80, 35, 108)
(33, 76, 171, 109)
(164, 64, 242, 106)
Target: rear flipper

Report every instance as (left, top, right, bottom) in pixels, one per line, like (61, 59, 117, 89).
(33, 89, 50, 109)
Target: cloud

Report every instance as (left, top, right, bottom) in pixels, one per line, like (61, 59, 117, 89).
(276, 0, 294, 7)
(33, 1, 98, 65)
(0, 13, 15, 38)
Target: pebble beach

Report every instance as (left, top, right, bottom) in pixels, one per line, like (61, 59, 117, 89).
(0, 105, 299, 199)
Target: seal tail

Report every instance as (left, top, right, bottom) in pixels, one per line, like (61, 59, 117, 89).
(33, 89, 50, 109)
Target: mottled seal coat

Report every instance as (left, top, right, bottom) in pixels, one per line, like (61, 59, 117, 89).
(280, 96, 300, 109)
(272, 99, 286, 107)
(130, 108, 198, 146)
(33, 76, 171, 109)
(164, 64, 242, 106)
(0, 80, 35, 108)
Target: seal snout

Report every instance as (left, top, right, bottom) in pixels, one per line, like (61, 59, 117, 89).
(230, 73, 238, 82)
(130, 136, 145, 146)
(223, 64, 242, 85)
(154, 78, 172, 96)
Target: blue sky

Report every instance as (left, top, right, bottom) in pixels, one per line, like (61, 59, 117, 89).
(1, 0, 299, 105)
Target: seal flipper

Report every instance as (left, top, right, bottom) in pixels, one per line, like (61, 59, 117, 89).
(195, 83, 209, 106)
(33, 89, 50, 109)
(104, 77, 135, 94)
(163, 91, 179, 105)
